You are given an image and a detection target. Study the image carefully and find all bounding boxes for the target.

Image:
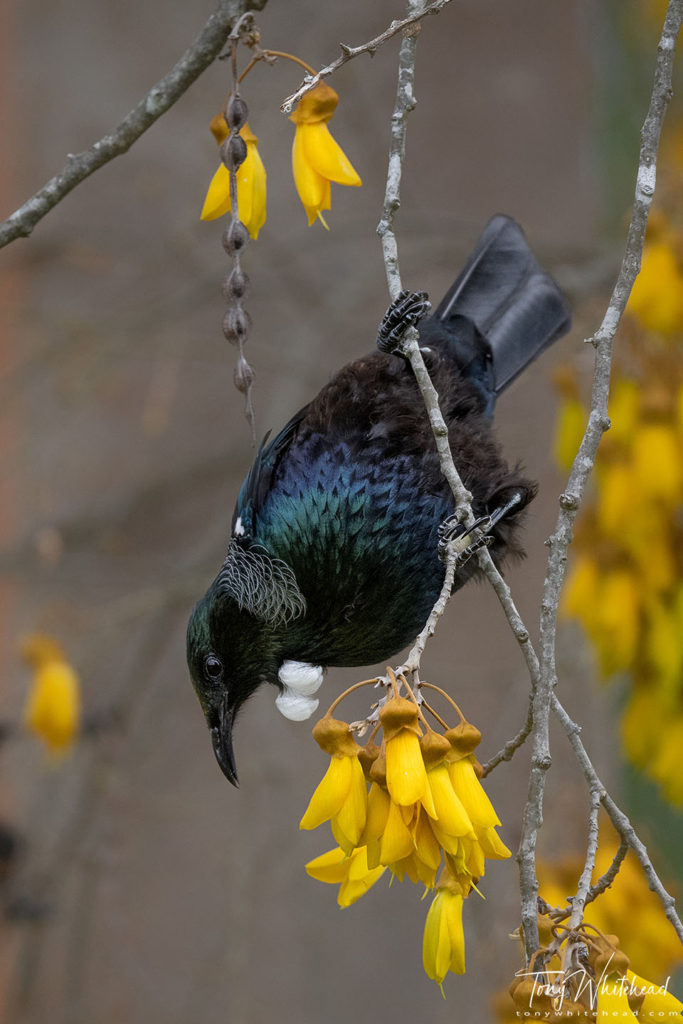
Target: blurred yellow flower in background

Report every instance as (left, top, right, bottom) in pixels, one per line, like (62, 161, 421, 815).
(556, 207, 683, 803)
(22, 634, 81, 755)
(289, 82, 361, 227)
(627, 239, 683, 335)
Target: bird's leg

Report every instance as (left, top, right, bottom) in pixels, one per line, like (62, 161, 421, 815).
(376, 289, 432, 354)
(438, 489, 525, 566)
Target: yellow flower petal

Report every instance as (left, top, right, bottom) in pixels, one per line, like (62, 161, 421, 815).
(300, 755, 353, 830)
(361, 782, 391, 843)
(460, 835, 486, 877)
(385, 728, 428, 806)
(477, 826, 511, 861)
(305, 846, 348, 884)
(299, 122, 362, 187)
(426, 764, 473, 836)
(448, 757, 501, 828)
(627, 971, 683, 1020)
(332, 754, 368, 847)
(380, 797, 415, 864)
(338, 847, 386, 907)
(597, 974, 639, 1022)
(414, 807, 442, 871)
(201, 164, 232, 221)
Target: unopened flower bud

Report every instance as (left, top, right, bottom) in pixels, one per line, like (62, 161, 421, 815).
(222, 219, 249, 255)
(226, 94, 249, 131)
(220, 134, 247, 171)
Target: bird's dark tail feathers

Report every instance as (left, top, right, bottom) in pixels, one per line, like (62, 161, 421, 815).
(432, 214, 571, 400)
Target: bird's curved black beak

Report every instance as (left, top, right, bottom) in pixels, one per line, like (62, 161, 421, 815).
(210, 702, 239, 787)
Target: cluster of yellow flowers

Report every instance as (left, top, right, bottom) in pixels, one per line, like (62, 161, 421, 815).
(496, 835, 682, 1021)
(538, 839, 683, 984)
(300, 672, 511, 987)
(555, 224, 683, 804)
(506, 926, 683, 1022)
(505, 836, 682, 1021)
(22, 634, 81, 755)
(201, 79, 361, 237)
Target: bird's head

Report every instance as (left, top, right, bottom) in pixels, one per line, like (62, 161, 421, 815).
(186, 585, 280, 787)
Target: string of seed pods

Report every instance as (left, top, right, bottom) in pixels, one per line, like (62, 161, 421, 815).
(219, 15, 257, 438)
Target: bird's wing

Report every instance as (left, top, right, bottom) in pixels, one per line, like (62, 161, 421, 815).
(232, 403, 310, 538)
(219, 404, 311, 626)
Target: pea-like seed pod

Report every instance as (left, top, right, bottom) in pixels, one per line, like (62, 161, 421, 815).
(222, 220, 249, 256)
(223, 267, 250, 301)
(220, 134, 247, 171)
(222, 306, 250, 345)
(225, 94, 248, 131)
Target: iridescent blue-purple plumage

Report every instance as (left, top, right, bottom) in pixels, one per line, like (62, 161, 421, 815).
(187, 215, 571, 784)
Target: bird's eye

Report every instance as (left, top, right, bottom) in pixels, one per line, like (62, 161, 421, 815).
(204, 654, 223, 681)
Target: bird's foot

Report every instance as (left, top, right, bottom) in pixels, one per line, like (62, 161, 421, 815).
(438, 489, 525, 565)
(376, 289, 431, 354)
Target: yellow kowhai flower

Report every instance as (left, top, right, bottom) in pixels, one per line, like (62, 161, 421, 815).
(201, 116, 266, 239)
(631, 422, 683, 505)
(422, 872, 467, 985)
(627, 239, 683, 335)
(380, 695, 432, 808)
(305, 845, 385, 907)
(596, 974, 639, 1022)
(22, 634, 81, 754)
(289, 82, 361, 228)
(627, 971, 683, 1021)
(554, 396, 586, 472)
(299, 716, 367, 852)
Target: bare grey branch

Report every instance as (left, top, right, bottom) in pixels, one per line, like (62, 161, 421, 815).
(280, 0, 454, 114)
(0, 0, 267, 249)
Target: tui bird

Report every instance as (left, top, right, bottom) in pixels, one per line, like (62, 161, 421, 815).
(187, 215, 571, 786)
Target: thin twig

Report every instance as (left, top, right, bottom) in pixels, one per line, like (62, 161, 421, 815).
(567, 787, 602, 930)
(553, 694, 683, 943)
(480, 698, 533, 777)
(399, 547, 458, 674)
(0, 0, 267, 249)
(280, 0, 454, 113)
(517, 0, 683, 963)
(376, 0, 541, 689)
(585, 841, 628, 907)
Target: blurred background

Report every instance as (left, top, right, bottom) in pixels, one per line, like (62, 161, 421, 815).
(0, 0, 681, 1021)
